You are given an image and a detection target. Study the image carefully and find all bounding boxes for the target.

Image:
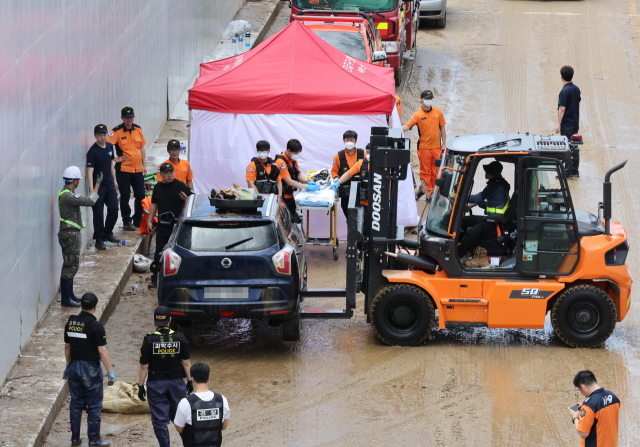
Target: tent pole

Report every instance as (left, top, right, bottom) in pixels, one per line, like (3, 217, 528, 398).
(187, 109, 193, 163)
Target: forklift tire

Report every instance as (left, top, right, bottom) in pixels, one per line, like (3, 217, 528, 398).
(551, 285, 617, 348)
(371, 284, 435, 346)
(283, 302, 301, 342)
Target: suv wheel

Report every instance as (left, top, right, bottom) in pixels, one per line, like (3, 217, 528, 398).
(283, 302, 301, 341)
(434, 11, 446, 29)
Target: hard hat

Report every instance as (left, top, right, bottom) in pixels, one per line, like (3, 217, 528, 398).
(63, 166, 83, 179)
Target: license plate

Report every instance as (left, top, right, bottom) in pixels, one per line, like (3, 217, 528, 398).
(204, 287, 248, 300)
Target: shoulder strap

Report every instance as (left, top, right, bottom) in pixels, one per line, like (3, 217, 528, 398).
(213, 393, 223, 405)
(187, 394, 201, 405)
(356, 149, 365, 160)
(251, 157, 260, 166)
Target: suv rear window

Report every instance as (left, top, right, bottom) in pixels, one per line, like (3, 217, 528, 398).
(177, 222, 278, 252)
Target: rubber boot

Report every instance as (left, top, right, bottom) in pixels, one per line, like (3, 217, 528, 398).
(69, 277, 81, 302)
(70, 421, 82, 446)
(87, 422, 110, 446)
(60, 278, 79, 308)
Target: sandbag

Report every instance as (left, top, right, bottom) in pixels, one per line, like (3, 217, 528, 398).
(133, 254, 152, 273)
(102, 381, 150, 414)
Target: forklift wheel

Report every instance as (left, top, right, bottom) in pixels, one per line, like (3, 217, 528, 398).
(551, 285, 617, 348)
(371, 284, 435, 346)
(283, 302, 301, 342)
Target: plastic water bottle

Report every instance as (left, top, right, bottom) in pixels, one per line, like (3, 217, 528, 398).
(121, 240, 133, 246)
(232, 38, 238, 56)
(238, 36, 244, 52)
(180, 142, 186, 153)
(245, 31, 251, 51)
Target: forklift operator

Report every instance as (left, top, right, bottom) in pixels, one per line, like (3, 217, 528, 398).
(456, 161, 510, 257)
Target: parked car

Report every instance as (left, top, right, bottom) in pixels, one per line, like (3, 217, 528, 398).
(157, 193, 307, 341)
(419, 0, 447, 28)
(296, 15, 388, 65)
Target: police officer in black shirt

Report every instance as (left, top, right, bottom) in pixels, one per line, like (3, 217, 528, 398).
(148, 162, 193, 287)
(138, 306, 193, 447)
(64, 292, 114, 447)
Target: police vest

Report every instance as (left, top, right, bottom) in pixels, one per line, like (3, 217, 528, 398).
(145, 329, 185, 381)
(354, 159, 370, 202)
(252, 157, 280, 194)
(65, 312, 101, 362)
(275, 154, 300, 196)
(337, 149, 365, 198)
(182, 393, 224, 447)
(58, 189, 86, 230)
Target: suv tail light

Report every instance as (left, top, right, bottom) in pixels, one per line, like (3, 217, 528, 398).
(272, 245, 294, 275)
(164, 248, 182, 276)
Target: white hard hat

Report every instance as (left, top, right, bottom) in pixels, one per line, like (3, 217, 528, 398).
(63, 166, 83, 179)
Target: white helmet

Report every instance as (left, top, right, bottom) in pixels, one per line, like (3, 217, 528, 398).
(63, 166, 82, 180)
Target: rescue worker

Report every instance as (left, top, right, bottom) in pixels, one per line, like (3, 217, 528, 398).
(568, 370, 620, 446)
(58, 166, 101, 307)
(156, 139, 194, 189)
(246, 140, 282, 196)
(276, 139, 319, 216)
(148, 163, 193, 287)
(395, 95, 402, 120)
(138, 306, 193, 447)
(331, 130, 365, 222)
(456, 161, 510, 258)
(107, 107, 147, 231)
(330, 143, 371, 221)
(87, 124, 121, 250)
(63, 292, 115, 446)
(174, 363, 230, 447)
(402, 90, 446, 200)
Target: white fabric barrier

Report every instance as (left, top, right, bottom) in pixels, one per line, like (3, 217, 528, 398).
(190, 109, 418, 238)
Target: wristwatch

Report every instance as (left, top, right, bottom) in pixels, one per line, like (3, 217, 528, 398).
(572, 417, 580, 424)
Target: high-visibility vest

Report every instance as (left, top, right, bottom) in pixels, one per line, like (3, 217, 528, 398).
(140, 196, 158, 235)
(486, 197, 510, 215)
(58, 189, 86, 230)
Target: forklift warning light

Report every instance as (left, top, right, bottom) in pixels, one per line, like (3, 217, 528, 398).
(571, 134, 583, 142)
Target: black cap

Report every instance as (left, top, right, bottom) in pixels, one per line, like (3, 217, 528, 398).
(94, 124, 108, 135)
(154, 306, 171, 326)
(121, 107, 135, 118)
(420, 90, 434, 99)
(483, 161, 504, 177)
(159, 162, 175, 173)
(167, 139, 181, 149)
(81, 293, 98, 309)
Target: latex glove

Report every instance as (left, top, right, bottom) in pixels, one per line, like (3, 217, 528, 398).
(307, 181, 317, 186)
(306, 184, 320, 192)
(187, 380, 194, 395)
(62, 367, 67, 380)
(329, 181, 340, 191)
(107, 371, 115, 386)
(138, 384, 146, 402)
(95, 172, 104, 189)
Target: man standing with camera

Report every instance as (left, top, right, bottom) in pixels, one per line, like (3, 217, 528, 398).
(568, 370, 620, 446)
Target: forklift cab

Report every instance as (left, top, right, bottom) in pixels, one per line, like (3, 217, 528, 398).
(421, 133, 582, 278)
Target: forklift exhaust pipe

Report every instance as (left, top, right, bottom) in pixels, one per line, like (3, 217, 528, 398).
(603, 160, 627, 236)
(385, 252, 437, 272)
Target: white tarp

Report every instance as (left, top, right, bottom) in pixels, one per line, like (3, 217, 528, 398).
(190, 109, 419, 238)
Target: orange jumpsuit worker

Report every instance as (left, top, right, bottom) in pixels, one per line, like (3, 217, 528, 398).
(107, 106, 147, 231)
(246, 140, 283, 196)
(331, 130, 365, 222)
(276, 139, 319, 217)
(395, 95, 402, 121)
(402, 90, 446, 200)
(155, 139, 194, 189)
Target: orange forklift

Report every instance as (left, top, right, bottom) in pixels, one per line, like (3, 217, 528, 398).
(306, 127, 632, 348)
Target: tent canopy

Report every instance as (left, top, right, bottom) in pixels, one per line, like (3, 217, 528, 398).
(188, 21, 396, 115)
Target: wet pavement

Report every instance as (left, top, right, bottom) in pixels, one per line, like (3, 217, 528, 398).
(43, 0, 640, 445)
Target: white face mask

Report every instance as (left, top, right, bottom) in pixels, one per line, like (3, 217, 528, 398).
(344, 142, 356, 150)
(290, 153, 299, 161)
(366, 153, 370, 160)
(423, 99, 433, 107)
(257, 151, 269, 160)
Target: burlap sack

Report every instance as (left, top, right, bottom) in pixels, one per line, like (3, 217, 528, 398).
(102, 381, 151, 414)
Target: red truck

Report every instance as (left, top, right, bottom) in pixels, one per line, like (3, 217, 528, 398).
(286, 0, 419, 86)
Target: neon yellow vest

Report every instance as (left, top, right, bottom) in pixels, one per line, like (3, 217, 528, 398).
(58, 189, 86, 230)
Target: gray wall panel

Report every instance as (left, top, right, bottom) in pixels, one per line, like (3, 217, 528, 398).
(0, 0, 244, 383)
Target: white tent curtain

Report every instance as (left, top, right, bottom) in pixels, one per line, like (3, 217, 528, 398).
(189, 109, 418, 238)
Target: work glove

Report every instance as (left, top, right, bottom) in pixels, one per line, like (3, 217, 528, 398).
(95, 172, 104, 189)
(62, 367, 67, 380)
(137, 384, 146, 402)
(306, 184, 320, 192)
(107, 371, 115, 386)
(187, 380, 194, 395)
(307, 181, 317, 186)
(329, 181, 340, 191)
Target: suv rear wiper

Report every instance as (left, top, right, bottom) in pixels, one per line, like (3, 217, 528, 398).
(225, 237, 254, 250)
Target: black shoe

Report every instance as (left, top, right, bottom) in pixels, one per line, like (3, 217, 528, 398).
(123, 223, 136, 231)
(96, 240, 107, 250)
(149, 275, 158, 289)
(572, 171, 580, 178)
(104, 235, 121, 244)
(132, 221, 142, 228)
(565, 174, 574, 180)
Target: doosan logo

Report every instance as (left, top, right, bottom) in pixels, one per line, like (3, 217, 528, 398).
(371, 173, 382, 231)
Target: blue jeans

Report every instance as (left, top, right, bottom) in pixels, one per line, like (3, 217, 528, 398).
(147, 379, 187, 443)
(67, 360, 103, 423)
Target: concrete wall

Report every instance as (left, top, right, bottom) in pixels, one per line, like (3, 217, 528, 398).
(0, 0, 244, 383)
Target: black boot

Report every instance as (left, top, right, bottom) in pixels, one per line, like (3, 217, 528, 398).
(71, 421, 82, 446)
(69, 278, 81, 302)
(60, 278, 79, 308)
(87, 422, 110, 446)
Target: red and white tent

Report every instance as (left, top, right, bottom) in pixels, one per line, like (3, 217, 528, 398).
(188, 20, 417, 233)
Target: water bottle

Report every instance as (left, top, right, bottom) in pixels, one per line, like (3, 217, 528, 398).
(245, 31, 251, 51)
(232, 38, 238, 56)
(180, 142, 186, 153)
(121, 240, 133, 246)
(238, 36, 244, 53)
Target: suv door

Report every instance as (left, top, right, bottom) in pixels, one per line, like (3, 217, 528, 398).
(516, 157, 580, 277)
(277, 200, 306, 290)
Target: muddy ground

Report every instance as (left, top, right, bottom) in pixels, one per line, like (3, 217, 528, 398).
(45, 0, 640, 445)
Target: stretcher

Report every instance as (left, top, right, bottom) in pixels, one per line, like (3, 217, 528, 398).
(297, 194, 340, 261)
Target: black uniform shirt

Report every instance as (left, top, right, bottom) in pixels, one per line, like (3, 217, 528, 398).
(64, 311, 107, 362)
(139, 327, 190, 365)
(86, 142, 115, 187)
(558, 82, 581, 128)
(151, 179, 193, 235)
